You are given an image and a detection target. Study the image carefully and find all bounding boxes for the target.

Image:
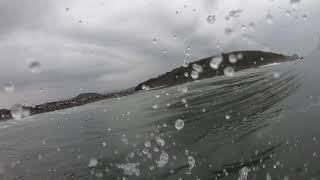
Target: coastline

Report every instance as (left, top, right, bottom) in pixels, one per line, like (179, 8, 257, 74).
(0, 50, 300, 122)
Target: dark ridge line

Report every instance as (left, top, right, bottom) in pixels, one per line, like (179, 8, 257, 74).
(0, 51, 301, 122)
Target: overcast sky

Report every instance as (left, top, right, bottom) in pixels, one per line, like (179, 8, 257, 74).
(0, 0, 319, 109)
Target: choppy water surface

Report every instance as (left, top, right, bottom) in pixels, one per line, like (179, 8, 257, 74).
(1, 54, 320, 180)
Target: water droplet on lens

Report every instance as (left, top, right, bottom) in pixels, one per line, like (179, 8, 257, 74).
(273, 72, 280, 79)
(207, 15, 216, 24)
(57, 147, 61, 152)
(186, 156, 195, 174)
(223, 67, 235, 76)
(290, 0, 300, 4)
(88, 158, 98, 167)
(228, 9, 243, 18)
(224, 27, 233, 35)
(181, 98, 187, 104)
(42, 139, 46, 145)
(102, 142, 107, 147)
(248, 22, 256, 32)
(152, 38, 158, 44)
(116, 162, 140, 176)
(228, 54, 237, 64)
(152, 104, 158, 109)
(177, 86, 188, 93)
(182, 60, 189, 67)
(144, 140, 151, 147)
(153, 147, 159, 152)
(3, 82, 15, 93)
(121, 135, 129, 144)
(155, 137, 165, 146)
(238, 167, 249, 180)
(266, 172, 272, 180)
(184, 72, 189, 77)
(241, 25, 246, 32)
(191, 71, 199, 79)
(237, 53, 244, 60)
(266, 13, 273, 24)
(216, 42, 221, 50)
(285, 10, 291, 16)
(29, 61, 41, 73)
(10, 104, 30, 120)
(156, 151, 169, 168)
(175, 119, 184, 130)
(210, 55, 223, 69)
(188, 156, 195, 167)
(38, 154, 43, 160)
(192, 64, 203, 73)
(302, 14, 308, 20)
(141, 85, 150, 90)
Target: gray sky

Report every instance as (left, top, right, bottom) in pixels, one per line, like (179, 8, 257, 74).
(0, 0, 319, 108)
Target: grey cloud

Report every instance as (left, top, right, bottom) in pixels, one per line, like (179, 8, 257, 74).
(0, 0, 319, 108)
(0, 0, 58, 35)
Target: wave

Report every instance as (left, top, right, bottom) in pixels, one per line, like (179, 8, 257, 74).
(60, 62, 301, 180)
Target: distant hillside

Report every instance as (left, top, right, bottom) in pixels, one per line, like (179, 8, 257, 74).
(73, 93, 103, 101)
(135, 51, 300, 90)
(0, 50, 300, 121)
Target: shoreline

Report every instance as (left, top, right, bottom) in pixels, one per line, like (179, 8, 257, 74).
(1, 50, 300, 122)
(0, 90, 137, 122)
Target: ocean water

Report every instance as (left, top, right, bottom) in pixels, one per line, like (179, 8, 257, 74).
(0, 52, 320, 180)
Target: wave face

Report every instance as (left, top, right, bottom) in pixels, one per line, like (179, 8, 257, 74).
(1, 59, 320, 180)
(135, 51, 299, 91)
